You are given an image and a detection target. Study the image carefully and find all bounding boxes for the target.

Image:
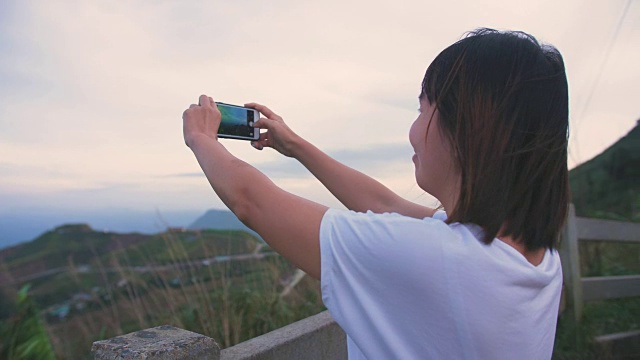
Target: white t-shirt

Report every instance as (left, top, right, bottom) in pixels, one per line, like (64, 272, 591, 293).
(319, 209, 562, 360)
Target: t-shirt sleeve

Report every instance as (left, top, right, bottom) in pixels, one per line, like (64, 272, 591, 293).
(319, 208, 453, 357)
(432, 209, 448, 222)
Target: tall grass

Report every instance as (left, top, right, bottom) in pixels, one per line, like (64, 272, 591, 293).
(1, 230, 324, 359)
(0, 285, 55, 360)
(553, 297, 640, 359)
(553, 239, 640, 359)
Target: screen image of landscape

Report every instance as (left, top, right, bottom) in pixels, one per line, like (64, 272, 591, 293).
(218, 105, 253, 137)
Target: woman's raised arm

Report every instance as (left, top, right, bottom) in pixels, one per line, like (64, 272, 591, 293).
(247, 102, 436, 219)
(184, 95, 327, 279)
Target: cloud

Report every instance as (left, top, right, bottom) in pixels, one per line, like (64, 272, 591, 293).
(0, 0, 638, 215)
(166, 142, 413, 180)
(169, 172, 205, 178)
(328, 143, 414, 173)
(257, 147, 412, 179)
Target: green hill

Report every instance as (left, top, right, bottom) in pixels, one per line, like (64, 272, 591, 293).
(0, 224, 261, 287)
(2, 224, 112, 270)
(0, 224, 265, 319)
(569, 120, 640, 222)
(189, 209, 262, 241)
(0, 221, 316, 360)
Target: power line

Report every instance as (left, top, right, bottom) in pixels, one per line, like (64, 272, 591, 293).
(577, 0, 632, 123)
(570, 0, 632, 166)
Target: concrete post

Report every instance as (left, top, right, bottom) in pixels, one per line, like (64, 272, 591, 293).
(92, 325, 220, 359)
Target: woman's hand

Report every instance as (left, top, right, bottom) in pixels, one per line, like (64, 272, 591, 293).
(245, 102, 301, 157)
(183, 96, 326, 279)
(183, 95, 221, 148)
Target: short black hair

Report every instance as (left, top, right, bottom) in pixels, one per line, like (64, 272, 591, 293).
(421, 28, 569, 251)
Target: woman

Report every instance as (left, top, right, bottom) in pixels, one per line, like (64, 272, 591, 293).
(182, 28, 568, 359)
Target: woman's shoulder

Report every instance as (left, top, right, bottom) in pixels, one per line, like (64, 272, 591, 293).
(320, 208, 461, 301)
(320, 208, 466, 257)
(323, 208, 455, 235)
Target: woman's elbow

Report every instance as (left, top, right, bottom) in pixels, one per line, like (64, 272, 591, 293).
(229, 195, 253, 227)
(228, 188, 268, 233)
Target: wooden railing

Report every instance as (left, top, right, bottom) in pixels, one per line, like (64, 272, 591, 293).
(558, 205, 640, 322)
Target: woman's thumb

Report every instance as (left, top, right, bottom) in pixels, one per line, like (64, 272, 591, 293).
(253, 117, 272, 129)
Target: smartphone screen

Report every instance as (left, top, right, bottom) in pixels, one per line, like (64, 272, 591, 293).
(216, 102, 259, 141)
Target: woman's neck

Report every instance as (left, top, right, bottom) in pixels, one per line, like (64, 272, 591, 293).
(497, 235, 545, 266)
(438, 189, 545, 266)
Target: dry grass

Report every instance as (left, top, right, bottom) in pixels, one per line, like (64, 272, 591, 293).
(1, 230, 324, 360)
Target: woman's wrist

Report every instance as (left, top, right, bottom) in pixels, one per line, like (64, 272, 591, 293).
(287, 134, 310, 159)
(187, 132, 218, 151)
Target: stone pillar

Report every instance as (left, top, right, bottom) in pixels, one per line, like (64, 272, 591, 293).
(92, 325, 220, 359)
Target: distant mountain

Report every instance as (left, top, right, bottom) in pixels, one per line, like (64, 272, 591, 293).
(0, 221, 262, 317)
(0, 224, 150, 284)
(189, 209, 262, 241)
(0, 210, 259, 279)
(0, 222, 260, 282)
(569, 120, 640, 221)
(0, 209, 203, 250)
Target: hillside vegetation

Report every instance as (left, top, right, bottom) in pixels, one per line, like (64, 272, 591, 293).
(0, 225, 323, 359)
(570, 120, 640, 222)
(553, 121, 640, 358)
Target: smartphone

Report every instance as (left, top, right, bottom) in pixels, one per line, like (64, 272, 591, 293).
(216, 102, 260, 141)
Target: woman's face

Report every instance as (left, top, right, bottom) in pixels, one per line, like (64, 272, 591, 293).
(409, 98, 459, 206)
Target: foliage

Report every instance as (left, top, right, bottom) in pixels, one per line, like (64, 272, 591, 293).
(553, 297, 640, 359)
(109, 230, 256, 265)
(552, 122, 640, 358)
(1, 227, 325, 359)
(579, 241, 640, 277)
(3, 224, 111, 269)
(0, 287, 16, 320)
(570, 121, 640, 222)
(0, 284, 55, 360)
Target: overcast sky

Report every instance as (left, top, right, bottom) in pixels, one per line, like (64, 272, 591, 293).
(1, 0, 638, 223)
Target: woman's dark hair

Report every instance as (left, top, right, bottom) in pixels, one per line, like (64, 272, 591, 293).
(421, 28, 569, 251)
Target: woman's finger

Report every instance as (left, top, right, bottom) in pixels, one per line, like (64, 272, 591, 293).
(189, 104, 198, 109)
(245, 102, 282, 121)
(253, 117, 273, 129)
(257, 132, 270, 145)
(252, 140, 269, 150)
(258, 132, 271, 147)
(199, 94, 211, 108)
(251, 141, 263, 150)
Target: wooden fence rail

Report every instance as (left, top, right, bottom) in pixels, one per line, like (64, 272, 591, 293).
(559, 204, 640, 322)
